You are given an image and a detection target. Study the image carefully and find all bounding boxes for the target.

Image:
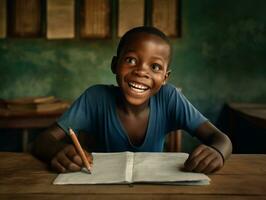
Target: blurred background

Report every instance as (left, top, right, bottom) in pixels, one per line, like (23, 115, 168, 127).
(0, 0, 265, 153)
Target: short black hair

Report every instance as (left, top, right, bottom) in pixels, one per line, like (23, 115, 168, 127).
(116, 26, 172, 67)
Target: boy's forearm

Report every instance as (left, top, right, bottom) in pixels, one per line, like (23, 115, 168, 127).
(33, 125, 68, 162)
(195, 122, 233, 162)
(208, 132, 232, 161)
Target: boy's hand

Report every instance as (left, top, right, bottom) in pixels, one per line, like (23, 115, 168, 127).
(184, 144, 223, 174)
(51, 144, 93, 173)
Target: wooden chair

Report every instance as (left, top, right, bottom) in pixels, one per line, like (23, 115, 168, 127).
(165, 130, 182, 152)
(166, 87, 183, 152)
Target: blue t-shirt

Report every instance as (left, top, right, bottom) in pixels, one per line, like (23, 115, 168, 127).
(57, 84, 207, 152)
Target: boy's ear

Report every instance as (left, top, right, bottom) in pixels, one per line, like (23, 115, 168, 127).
(163, 70, 171, 85)
(111, 56, 118, 74)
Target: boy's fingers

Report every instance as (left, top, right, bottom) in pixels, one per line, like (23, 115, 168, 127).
(185, 152, 207, 172)
(51, 158, 66, 173)
(63, 145, 78, 157)
(184, 145, 224, 174)
(67, 162, 82, 172)
(185, 144, 205, 163)
(193, 153, 215, 173)
(64, 146, 83, 166)
(204, 160, 219, 174)
(64, 145, 93, 165)
(204, 158, 222, 174)
(71, 154, 83, 166)
(185, 146, 209, 171)
(200, 147, 223, 173)
(57, 151, 81, 172)
(85, 151, 93, 164)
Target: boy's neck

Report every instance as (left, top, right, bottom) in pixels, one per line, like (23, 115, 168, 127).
(116, 97, 149, 116)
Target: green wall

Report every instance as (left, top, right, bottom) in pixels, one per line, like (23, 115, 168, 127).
(0, 0, 265, 148)
(173, 0, 266, 122)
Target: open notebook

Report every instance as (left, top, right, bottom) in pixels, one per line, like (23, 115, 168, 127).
(53, 152, 210, 185)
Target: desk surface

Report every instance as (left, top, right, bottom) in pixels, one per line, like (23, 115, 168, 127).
(0, 153, 265, 200)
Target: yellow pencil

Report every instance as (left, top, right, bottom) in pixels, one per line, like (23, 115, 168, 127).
(69, 128, 92, 173)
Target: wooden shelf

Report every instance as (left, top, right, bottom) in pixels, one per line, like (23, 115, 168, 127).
(8, 0, 41, 37)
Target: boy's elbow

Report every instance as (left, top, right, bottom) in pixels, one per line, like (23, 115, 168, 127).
(32, 124, 66, 162)
(32, 131, 49, 161)
(223, 132, 233, 156)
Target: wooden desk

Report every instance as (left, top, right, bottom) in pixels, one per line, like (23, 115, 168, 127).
(0, 153, 265, 200)
(0, 108, 67, 152)
(228, 103, 266, 129)
(227, 103, 266, 153)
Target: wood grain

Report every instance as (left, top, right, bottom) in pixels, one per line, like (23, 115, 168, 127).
(0, 153, 265, 200)
(0, 0, 6, 38)
(47, 0, 75, 39)
(80, 0, 110, 38)
(8, 0, 41, 37)
(152, 0, 179, 37)
(118, 0, 145, 37)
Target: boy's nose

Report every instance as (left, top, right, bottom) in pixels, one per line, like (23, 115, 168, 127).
(133, 63, 150, 79)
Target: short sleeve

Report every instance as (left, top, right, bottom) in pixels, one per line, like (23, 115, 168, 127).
(57, 86, 100, 134)
(167, 85, 208, 135)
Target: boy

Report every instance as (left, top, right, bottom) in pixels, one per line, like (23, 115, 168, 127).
(33, 26, 232, 174)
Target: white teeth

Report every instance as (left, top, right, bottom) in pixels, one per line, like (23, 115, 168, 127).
(128, 82, 148, 92)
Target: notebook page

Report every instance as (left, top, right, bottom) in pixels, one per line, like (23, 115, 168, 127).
(132, 152, 210, 184)
(125, 152, 134, 183)
(53, 152, 128, 184)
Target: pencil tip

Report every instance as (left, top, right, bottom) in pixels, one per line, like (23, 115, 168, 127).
(81, 167, 91, 174)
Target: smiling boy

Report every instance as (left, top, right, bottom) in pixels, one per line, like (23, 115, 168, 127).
(33, 26, 232, 174)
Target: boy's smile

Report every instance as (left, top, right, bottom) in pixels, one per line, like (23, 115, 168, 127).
(113, 32, 171, 108)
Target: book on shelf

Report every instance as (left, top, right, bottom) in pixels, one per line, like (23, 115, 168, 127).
(5, 96, 56, 104)
(53, 152, 210, 185)
(3, 96, 70, 112)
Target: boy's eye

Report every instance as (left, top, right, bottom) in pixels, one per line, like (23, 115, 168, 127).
(125, 57, 137, 65)
(151, 63, 162, 72)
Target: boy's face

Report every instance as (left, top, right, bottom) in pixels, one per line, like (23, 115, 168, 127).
(113, 32, 171, 107)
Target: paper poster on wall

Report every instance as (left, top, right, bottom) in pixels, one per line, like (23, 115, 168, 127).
(47, 0, 75, 39)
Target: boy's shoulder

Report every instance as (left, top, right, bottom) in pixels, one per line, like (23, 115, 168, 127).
(85, 84, 115, 91)
(83, 84, 117, 98)
(154, 84, 184, 105)
(158, 83, 182, 96)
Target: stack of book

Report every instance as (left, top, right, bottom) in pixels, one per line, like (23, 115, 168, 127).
(2, 96, 70, 113)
